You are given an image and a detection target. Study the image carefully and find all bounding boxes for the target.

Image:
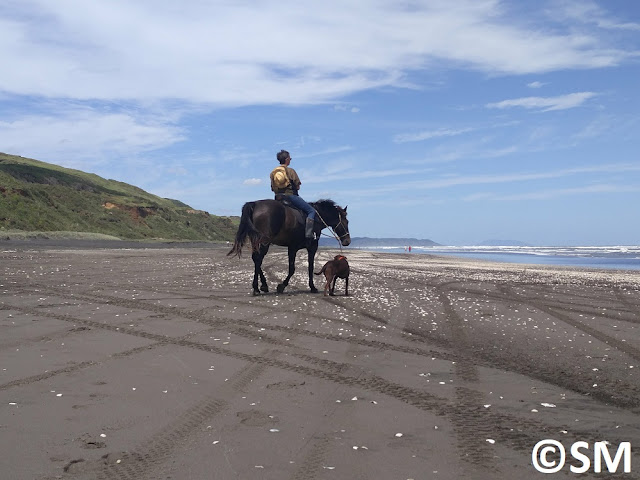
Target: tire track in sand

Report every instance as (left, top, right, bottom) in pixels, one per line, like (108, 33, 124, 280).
(3, 302, 609, 476)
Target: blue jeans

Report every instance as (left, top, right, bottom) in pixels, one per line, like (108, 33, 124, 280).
(286, 195, 316, 221)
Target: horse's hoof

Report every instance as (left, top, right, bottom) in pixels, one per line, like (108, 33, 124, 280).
(276, 284, 285, 294)
(252, 290, 261, 296)
(310, 287, 319, 294)
(260, 285, 269, 293)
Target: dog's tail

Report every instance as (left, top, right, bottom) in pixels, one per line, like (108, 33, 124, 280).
(314, 264, 327, 275)
(227, 202, 257, 258)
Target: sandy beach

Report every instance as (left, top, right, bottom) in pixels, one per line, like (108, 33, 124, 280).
(1, 243, 640, 479)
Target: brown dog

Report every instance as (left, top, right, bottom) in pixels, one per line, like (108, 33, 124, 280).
(315, 255, 350, 296)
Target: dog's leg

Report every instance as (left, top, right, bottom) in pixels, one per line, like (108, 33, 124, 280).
(329, 275, 337, 296)
(323, 269, 333, 296)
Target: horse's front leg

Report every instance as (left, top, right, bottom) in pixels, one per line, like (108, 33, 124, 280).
(277, 247, 297, 294)
(307, 243, 319, 293)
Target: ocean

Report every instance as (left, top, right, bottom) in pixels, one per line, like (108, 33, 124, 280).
(348, 245, 640, 271)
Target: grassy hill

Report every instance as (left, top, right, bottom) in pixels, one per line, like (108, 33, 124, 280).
(0, 152, 238, 241)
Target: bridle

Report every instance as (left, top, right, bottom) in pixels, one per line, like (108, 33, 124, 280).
(314, 207, 349, 246)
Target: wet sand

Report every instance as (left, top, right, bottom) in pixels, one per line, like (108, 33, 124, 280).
(1, 243, 640, 479)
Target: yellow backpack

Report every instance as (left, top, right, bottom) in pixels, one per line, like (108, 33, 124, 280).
(271, 165, 290, 189)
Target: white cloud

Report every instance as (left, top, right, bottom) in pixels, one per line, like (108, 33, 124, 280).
(394, 127, 475, 144)
(571, 116, 614, 142)
(347, 163, 640, 196)
(333, 105, 354, 112)
(469, 184, 640, 201)
(0, 106, 184, 164)
(527, 81, 546, 88)
(305, 167, 427, 184)
(486, 92, 597, 111)
(166, 166, 188, 176)
(243, 178, 262, 186)
(298, 146, 354, 158)
(0, 1, 633, 106)
(553, 1, 640, 31)
(462, 192, 495, 202)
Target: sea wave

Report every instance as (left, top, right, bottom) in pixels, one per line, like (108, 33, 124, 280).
(366, 245, 640, 258)
(348, 245, 640, 270)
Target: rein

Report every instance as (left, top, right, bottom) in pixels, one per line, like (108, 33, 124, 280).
(313, 207, 348, 251)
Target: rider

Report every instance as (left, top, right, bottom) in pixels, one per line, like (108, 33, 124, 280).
(270, 150, 316, 240)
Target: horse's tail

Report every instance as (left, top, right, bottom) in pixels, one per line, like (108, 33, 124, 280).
(227, 202, 257, 258)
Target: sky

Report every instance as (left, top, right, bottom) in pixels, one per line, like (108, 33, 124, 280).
(1, 0, 639, 246)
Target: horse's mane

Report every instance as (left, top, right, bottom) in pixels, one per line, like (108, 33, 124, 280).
(312, 199, 339, 209)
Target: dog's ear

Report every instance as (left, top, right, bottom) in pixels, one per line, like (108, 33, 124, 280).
(344, 205, 348, 212)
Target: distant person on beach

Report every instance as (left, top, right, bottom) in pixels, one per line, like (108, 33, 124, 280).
(270, 149, 316, 240)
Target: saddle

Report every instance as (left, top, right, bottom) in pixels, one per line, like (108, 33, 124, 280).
(274, 193, 291, 205)
(274, 194, 305, 224)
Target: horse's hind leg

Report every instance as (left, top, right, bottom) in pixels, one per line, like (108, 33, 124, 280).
(258, 244, 269, 292)
(259, 270, 269, 292)
(277, 246, 297, 294)
(251, 245, 269, 295)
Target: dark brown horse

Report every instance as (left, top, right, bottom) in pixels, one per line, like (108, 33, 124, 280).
(227, 199, 350, 295)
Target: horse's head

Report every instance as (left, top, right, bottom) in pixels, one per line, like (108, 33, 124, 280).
(314, 200, 351, 246)
(335, 205, 351, 246)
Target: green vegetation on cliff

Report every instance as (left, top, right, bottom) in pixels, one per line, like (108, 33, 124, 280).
(0, 153, 238, 241)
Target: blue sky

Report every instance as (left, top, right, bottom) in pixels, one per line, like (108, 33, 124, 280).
(1, 0, 639, 246)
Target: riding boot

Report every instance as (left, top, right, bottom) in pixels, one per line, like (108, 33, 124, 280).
(305, 217, 315, 240)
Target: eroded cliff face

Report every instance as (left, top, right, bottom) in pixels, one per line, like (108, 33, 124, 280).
(102, 202, 212, 222)
(0, 186, 28, 197)
(103, 202, 158, 221)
